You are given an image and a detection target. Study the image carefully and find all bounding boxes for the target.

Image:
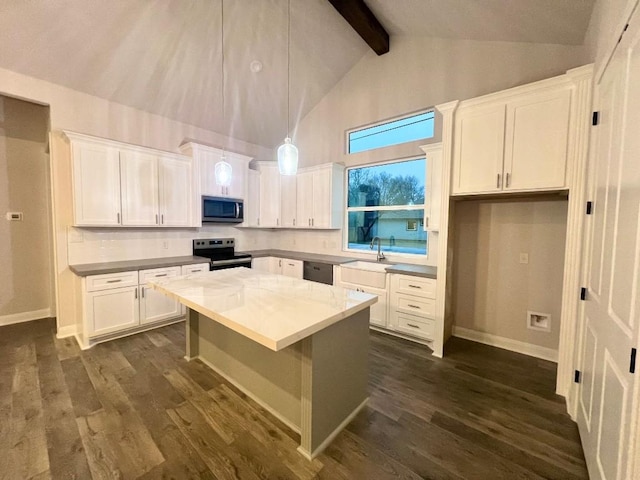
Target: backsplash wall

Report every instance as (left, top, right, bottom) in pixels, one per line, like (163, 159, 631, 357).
(67, 226, 275, 265)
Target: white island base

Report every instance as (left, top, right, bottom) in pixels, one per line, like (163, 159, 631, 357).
(185, 306, 370, 459)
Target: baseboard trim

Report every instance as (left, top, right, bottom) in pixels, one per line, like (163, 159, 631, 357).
(452, 326, 558, 363)
(0, 308, 51, 327)
(56, 324, 78, 339)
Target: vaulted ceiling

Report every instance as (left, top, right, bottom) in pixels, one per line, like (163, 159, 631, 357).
(0, 0, 595, 149)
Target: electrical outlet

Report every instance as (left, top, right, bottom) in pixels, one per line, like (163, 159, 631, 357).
(519, 253, 529, 264)
(162, 241, 169, 249)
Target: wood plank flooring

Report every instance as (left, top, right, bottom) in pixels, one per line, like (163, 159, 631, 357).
(0, 318, 588, 479)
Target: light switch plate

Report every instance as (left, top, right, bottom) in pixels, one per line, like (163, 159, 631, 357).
(519, 253, 529, 264)
(6, 212, 23, 221)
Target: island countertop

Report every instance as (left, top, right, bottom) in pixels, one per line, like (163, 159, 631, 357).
(149, 267, 377, 351)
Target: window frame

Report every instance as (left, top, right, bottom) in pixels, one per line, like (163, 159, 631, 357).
(343, 155, 430, 259)
(345, 108, 436, 155)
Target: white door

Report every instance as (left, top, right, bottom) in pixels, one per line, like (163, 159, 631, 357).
(87, 286, 139, 337)
(280, 175, 297, 227)
(259, 166, 281, 227)
(504, 88, 571, 191)
(120, 149, 159, 226)
(576, 10, 640, 480)
(251, 257, 271, 273)
(296, 171, 314, 227)
(452, 103, 506, 194)
(312, 168, 331, 228)
(140, 286, 182, 324)
(226, 155, 247, 199)
(71, 140, 121, 226)
(159, 155, 192, 227)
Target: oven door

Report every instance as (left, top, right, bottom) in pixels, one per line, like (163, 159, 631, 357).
(209, 258, 252, 271)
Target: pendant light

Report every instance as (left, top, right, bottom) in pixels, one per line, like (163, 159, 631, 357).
(277, 0, 298, 175)
(215, 0, 232, 187)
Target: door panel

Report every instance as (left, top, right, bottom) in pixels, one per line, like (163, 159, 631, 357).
(577, 9, 640, 480)
(120, 149, 159, 226)
(159, 155, 192, 227)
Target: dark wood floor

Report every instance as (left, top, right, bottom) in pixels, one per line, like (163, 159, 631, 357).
(0, 318, 588, 479)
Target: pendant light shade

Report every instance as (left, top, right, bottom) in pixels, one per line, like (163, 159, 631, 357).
(215, 0, 232, 186)
(278, 0, 298, 176)
(215, 156, 232, 187)
(277, 137, 298, 175)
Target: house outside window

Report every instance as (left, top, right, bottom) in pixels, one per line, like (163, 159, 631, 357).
(345, 157, 427, 256)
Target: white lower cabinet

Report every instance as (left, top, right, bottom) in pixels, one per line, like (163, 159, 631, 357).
(251, 256, 303, 278)
(389, 274, 436, 340)
(335, 267, 389, 328)
(139, 267, 181, 325)
(281, 259, 303, 278)
(83, 262, 202, 343)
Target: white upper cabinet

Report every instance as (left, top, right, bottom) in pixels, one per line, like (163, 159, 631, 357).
(180, 142, 251, 200)
(69, 137, 122, 226)
(158, 155, 192, 227)
(296, 164, 345, 229)
(244, 169, 260, 227)
(280, 174, 297, 228)
(257, 162, 281, 227)
(120, 148, 160, 226)
(504, 89, 571, 191)
(452, 76, 572, 195)
(452, 103, 506, 194)
(65, 131, 197, 228)
(421, 143, 442, 231)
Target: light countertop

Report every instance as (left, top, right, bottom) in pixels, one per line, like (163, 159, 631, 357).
(149, 267, 377, 351)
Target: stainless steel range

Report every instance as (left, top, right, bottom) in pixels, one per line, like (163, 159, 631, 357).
(193, 238, 252, 270)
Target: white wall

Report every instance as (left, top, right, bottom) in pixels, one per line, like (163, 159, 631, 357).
(584, 0, 636, 68)
(452, 198, 568, 354)
(0, 96, 52, 322)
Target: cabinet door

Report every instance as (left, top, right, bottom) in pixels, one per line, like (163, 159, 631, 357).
(159, 155, 192, 227)
(120, 149, 159, 226)
(281, 258, 303, 278)
(251, 257, 271, 272)
(280, 175, 297, 227)
(259, 166, 281, 227)
(227, 156, 247, 199)
(504, 88, 571, 191)
(140, 285, 182, 324)
(337, 281, 387, 327)
(452, 103, 506, 194)
(296, 171, 314, 227)
(270, 257, 283, 274)
(199, 149, 224, 197)
(72, 140, 122, 226)
(311, 169, 331, 228)
(244, 169, 260, 227)
(87, 286, 139, 337)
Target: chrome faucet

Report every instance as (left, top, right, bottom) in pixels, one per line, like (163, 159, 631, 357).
(370, 236, 385, 262)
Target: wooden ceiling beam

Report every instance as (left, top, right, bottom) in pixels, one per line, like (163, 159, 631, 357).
(328, 0, 389, 55)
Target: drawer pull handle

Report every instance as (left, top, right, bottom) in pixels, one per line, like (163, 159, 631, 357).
(155, 274, 167, 277)
(408, 304, 421, 309)
(407, 323, 420, 329)
(106, 279, 122, 283)
(191, 269, 202, 273)
(408, 284, 421, 289)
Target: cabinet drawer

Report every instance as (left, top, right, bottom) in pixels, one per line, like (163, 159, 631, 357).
(395, 276, 436, 298)
(181, 263, 209, 275)
(86, 271, 139, 292)
(140, 266, 181, 284)
(395, 313, 435, 340)
(397, 295, 435, 318)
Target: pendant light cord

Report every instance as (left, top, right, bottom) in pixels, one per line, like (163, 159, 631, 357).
(221, 0, 226, 155)
(287, 0, 290, 137)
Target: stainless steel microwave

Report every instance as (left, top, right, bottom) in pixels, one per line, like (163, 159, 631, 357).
(202, 196, 244, 223)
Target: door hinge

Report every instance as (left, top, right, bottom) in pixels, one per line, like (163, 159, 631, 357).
(574, 370, 581, 383)
(592, 111, 600, 126)
(631, 348, 637, 374)
(580, 287, 588, 301)
(586, 201, 593, 215)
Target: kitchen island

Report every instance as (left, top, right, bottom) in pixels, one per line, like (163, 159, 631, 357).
(149, 267, 377, 459)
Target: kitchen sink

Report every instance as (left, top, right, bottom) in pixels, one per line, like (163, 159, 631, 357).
(340, 261, 394, 288)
